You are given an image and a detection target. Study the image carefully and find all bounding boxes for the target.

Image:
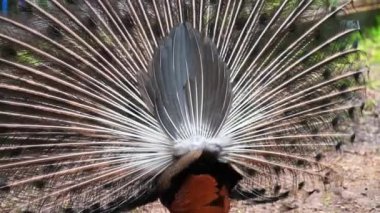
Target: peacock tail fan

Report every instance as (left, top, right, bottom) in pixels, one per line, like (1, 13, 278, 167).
(0, 0, 367, 212)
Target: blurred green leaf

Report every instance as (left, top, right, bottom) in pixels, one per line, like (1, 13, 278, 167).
(17, 50, 41, 66)
(358, 14, 380, 65)
(364, 98, 377, 112)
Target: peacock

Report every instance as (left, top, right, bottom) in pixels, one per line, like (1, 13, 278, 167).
(0, 0, 368, 212)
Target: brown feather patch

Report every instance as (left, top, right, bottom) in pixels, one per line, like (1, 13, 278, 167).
(169, 174, 229, 213)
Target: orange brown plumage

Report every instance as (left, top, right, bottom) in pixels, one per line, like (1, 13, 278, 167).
(169, 174, 229, 213)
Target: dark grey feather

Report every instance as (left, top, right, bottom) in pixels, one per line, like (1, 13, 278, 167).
(143, 23, 232, 141)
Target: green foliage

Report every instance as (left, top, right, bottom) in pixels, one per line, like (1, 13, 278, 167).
(17, 50, 41, 66)
(364, 98, 377, 112)
(357, 13, 380, 91)
(367, 79, 380, 90)
(359, 15, 380, 65)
